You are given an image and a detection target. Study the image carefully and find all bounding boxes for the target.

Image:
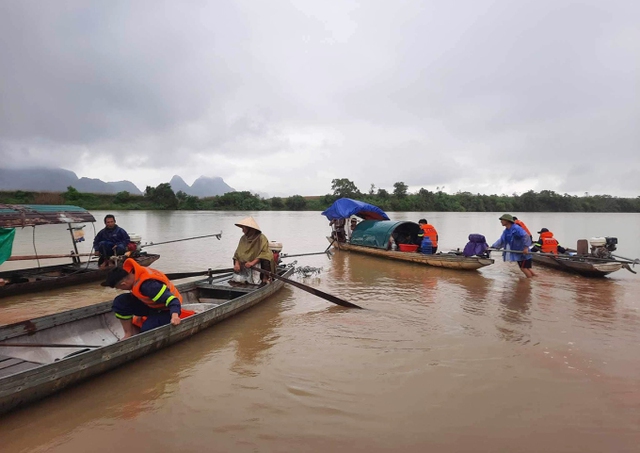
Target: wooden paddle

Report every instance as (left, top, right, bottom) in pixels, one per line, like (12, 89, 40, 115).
(281, 251, 333, 258)
(252, 267, 363, 309)
(165, 268, 234, 280)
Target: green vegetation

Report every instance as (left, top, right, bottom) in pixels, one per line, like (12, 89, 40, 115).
(0, 179, 639, 212)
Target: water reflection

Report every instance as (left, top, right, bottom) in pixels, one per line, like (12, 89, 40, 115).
(229, 291, 288, 376)
(495, 279, 533, 343)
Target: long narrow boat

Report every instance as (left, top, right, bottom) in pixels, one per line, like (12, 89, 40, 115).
(0, 204, 159, 298)
(328, 235, 494, 270)
(0, 253, 160, 298)
(530, 253, 624, 277)
(0, 264, 293, 416)
(321, 199, 493, 271)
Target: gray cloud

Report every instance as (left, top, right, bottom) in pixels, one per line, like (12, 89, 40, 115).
(0, 0, 638, 196)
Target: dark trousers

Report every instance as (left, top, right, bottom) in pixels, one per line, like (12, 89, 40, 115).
(112, 293, 176, 333)
(97, 241, 127, 264)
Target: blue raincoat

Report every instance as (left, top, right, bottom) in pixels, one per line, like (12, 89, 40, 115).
(491, 224, 532, 262)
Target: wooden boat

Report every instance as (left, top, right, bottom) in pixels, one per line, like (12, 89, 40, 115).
(0, 253, 160, 298)
(328, 236, 494, 270)
(0, 204, 159, 298)
(0, 264, 294, 416)
(321, 200, 493, 271)
(530, 253, 624, 277)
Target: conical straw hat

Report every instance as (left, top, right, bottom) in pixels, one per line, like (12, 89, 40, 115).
(235, 216, 261, 232)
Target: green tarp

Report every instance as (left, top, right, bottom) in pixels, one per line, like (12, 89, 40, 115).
(0, 228, 15, 265)
(349, 220, 420, 250)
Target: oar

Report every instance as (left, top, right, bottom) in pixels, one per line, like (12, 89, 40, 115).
(7, 253, 95, 261)
(165, 268, 234, 280)
(324, 238, 336, 253)
(141, 232, 222, 249)
(252, 267, 363, 309)
(281, 251, 333, 258)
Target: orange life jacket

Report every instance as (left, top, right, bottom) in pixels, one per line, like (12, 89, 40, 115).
(420, 224, 438, 248)
(540, 231, 559, 254)
(514, 220, 532, 237)
(123, 258, 183, 310)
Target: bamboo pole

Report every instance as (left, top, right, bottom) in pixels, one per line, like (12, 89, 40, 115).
(7, 253, 96, 261)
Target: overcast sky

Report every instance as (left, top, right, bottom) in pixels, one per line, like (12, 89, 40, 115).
(0, 0, 638, 197)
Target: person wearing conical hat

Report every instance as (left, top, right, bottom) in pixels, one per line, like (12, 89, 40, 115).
(233, 217, 275, 285)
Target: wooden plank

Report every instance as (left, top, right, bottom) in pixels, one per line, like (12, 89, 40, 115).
(0, 361, 40, 378)
(0, 355, 16, 363)
(0, 358, 22, 370)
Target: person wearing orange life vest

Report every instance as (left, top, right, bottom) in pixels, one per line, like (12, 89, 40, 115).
(102, 258, 183, 339)
(532, 228, 566, 254)
(417, 219, 439, 253)
(512, 216, 532, 241)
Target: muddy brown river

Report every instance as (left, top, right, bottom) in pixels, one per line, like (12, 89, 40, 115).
(1, 211, 639, 452)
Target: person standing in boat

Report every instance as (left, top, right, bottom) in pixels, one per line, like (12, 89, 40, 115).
(531, 228, 566, 254)
(512, 216, 533, 241)
(491, 214, 535, 278)
(417, 219, 439, 253)
(93, 214, 130, 268)
(102, 258, 183, 339)
(329, 218, 347, 242)
(347, 217, 358, 241)
(233, 217, 275, 286)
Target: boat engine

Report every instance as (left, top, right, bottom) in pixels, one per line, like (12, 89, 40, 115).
(127, 234, 143, 254)
(270, 241, 283, 265)
(590, 237, 617, 259)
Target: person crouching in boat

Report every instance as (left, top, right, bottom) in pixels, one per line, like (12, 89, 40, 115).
(531, 228, 566, 254)
(232, 217, 275, 286)
(93, 214, 131, 269)
(491, 214, 535, 278)
(102, 258, 183, 339)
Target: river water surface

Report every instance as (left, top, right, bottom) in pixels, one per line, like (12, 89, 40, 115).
(1, 211, 639, 452)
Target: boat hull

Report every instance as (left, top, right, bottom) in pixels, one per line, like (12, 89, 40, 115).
(328, 237, 493, 270)
(0, 266, 292, 415)
(531, 254, 623, 277)
(0, 254, 160, 298)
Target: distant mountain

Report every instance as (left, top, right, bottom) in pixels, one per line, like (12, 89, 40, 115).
(0, 167, 143, 194)
(76, 177, 142, 195)
(0, 167, 234, 197)
(169, 175, 191, 194)
(170, 175, 234, 197)
(190, 176, 234, 197)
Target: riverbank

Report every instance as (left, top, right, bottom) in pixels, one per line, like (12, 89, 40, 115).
(1, 186, 639, 213)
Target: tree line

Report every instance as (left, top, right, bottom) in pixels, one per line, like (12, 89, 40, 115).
(0, 178, 638, 212)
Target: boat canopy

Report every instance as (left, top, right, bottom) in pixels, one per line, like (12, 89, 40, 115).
(0, 204, 96, 228)
(350, 220, 421, 250)
(321, 198, 390, 221)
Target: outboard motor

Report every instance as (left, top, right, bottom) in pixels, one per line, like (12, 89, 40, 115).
(463, 234, 489, 257)
(128, 233, 143, 253)
(590, 237, 617, 259)
(270, 241, 283, 265)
